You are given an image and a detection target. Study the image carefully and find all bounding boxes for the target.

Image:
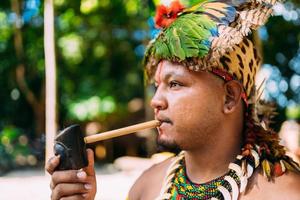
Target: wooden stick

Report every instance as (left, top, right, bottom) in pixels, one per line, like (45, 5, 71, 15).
(84, 120, 160, 144)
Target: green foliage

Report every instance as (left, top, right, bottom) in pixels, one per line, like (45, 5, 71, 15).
(55, 0, 150, 125)
(0, 0, 152, 168)
(286, 105, 300, 119)
(0, 127, 37, 174)
(261, 1, 300, 126)
(68, 96, 116, 121)
(0, 0, 151, 136)
(0, 11, 12, 49)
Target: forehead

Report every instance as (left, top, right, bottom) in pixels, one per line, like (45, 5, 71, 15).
(153, 60, 226, 88)
(154, 60, 190, 81)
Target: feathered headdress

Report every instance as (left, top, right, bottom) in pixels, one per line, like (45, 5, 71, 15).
(144, 0, 282, 98)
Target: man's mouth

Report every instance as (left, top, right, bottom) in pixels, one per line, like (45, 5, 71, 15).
(156, 116, 173, 126)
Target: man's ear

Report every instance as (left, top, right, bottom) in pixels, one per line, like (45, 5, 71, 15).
(223, 80, 243, 114)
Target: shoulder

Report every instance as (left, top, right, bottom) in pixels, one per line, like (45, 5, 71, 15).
(243, 169, 300, 200)
(127, 156, 174, 200)
(269, 170, 300, 197)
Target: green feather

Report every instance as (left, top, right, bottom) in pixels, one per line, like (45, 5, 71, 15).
(154, 39, 171, 59)
(197, 42, 210, 57)
(179, 14, 214, 39)
(168, 28, 186, 60)
(178, 32, 198, 58)
(189, 14, 216, 31)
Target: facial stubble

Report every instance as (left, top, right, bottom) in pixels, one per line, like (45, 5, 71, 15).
(156, 134, 181, 154)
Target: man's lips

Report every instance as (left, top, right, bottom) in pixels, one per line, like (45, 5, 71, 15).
(156, 116, 173, 126)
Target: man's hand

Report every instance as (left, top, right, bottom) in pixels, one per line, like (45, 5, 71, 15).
(46, 149, 97, 200)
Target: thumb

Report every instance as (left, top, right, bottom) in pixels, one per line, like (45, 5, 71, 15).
(45, 155, 60, 175)
(83, 148, 95, 176)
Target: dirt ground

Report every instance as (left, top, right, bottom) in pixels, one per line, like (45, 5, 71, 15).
(0, 153, 173, 199)
(0, 162, 147, 200)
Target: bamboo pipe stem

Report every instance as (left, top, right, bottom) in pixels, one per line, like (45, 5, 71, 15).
(84, 120, 160, 144)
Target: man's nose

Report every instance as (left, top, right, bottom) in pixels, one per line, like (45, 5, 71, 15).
(150, 90, 167, 111)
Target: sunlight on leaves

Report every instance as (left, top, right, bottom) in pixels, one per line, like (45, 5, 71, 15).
(0, 11, 12, 52)
(125, 0, 138, 15)
(57, 9, 75, 31)
(68, 96, 116, 121)
(58, 33, 84, 64)
(286, 105, 300, 119)
(54, 0, 66, 6)
(99, 0, 110, 8)
(93, 42, 107, 58)
(80, 0, 99, 14)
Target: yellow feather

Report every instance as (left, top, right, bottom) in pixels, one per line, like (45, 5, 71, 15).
(262, 160, 271, 179)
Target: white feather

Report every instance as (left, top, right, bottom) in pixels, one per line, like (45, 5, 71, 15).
(236, 155, 243, 160)
(228, 163, 243, 177)
(218, 185, 232, 200)
(251, 149, 260, 168)
(239, 175, 248, 193)
(247, 164, 254, 178)
(160, 193, 172, 199)
(224, 176, 239, 200)
(280, 160, 286, 173)
(160, 0, 173, 6)
(165, 174, 175, 184)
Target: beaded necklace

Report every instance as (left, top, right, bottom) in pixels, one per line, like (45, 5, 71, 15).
(155, 150, 260, 200)
(170, 159, 241, 200)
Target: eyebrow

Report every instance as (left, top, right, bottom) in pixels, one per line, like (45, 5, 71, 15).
(154, 70, 185, 84)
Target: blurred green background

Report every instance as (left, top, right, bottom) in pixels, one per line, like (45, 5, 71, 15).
(0, 0, 299, 174)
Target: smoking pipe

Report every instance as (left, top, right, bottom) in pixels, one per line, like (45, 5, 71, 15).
(54, 120, 160, 170)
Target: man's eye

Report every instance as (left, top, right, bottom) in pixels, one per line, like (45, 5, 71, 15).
(169, 81, 181, 88)
(153, 83, 158, 91)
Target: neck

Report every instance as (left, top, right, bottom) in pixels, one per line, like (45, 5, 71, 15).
(184, 119, 243, 184)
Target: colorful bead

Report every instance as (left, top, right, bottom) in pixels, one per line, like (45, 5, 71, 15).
(169, 160, 241, 200)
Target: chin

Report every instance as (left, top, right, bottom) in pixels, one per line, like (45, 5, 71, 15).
(156, 135, 181, 154)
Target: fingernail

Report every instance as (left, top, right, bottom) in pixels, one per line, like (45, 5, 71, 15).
(77, 171, 87, 179)
(82, 193, 88, 198)
(50, 157, 57, 164)
(84, 184, 92, 190)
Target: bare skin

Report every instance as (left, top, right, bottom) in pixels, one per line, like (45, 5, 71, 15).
(46, 60, 300, 199)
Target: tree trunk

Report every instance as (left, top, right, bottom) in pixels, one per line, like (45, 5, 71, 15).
(44, 0, 58, 163)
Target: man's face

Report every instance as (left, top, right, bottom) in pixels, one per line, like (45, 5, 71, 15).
(151, 60, 226, 151)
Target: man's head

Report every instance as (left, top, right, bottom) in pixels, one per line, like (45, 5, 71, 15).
(151, 60, 245, 151)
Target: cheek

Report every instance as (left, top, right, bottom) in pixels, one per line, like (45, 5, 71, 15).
(167, 95, 200, 127)
(170, 90, 223, 126)
(167, 92, 195, 117)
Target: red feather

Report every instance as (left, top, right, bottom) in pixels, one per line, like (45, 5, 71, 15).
(273, 162, 284, 177)
(155, 1, 185, 29)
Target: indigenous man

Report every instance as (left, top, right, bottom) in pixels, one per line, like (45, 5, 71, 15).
(46, 0, 300, 199)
